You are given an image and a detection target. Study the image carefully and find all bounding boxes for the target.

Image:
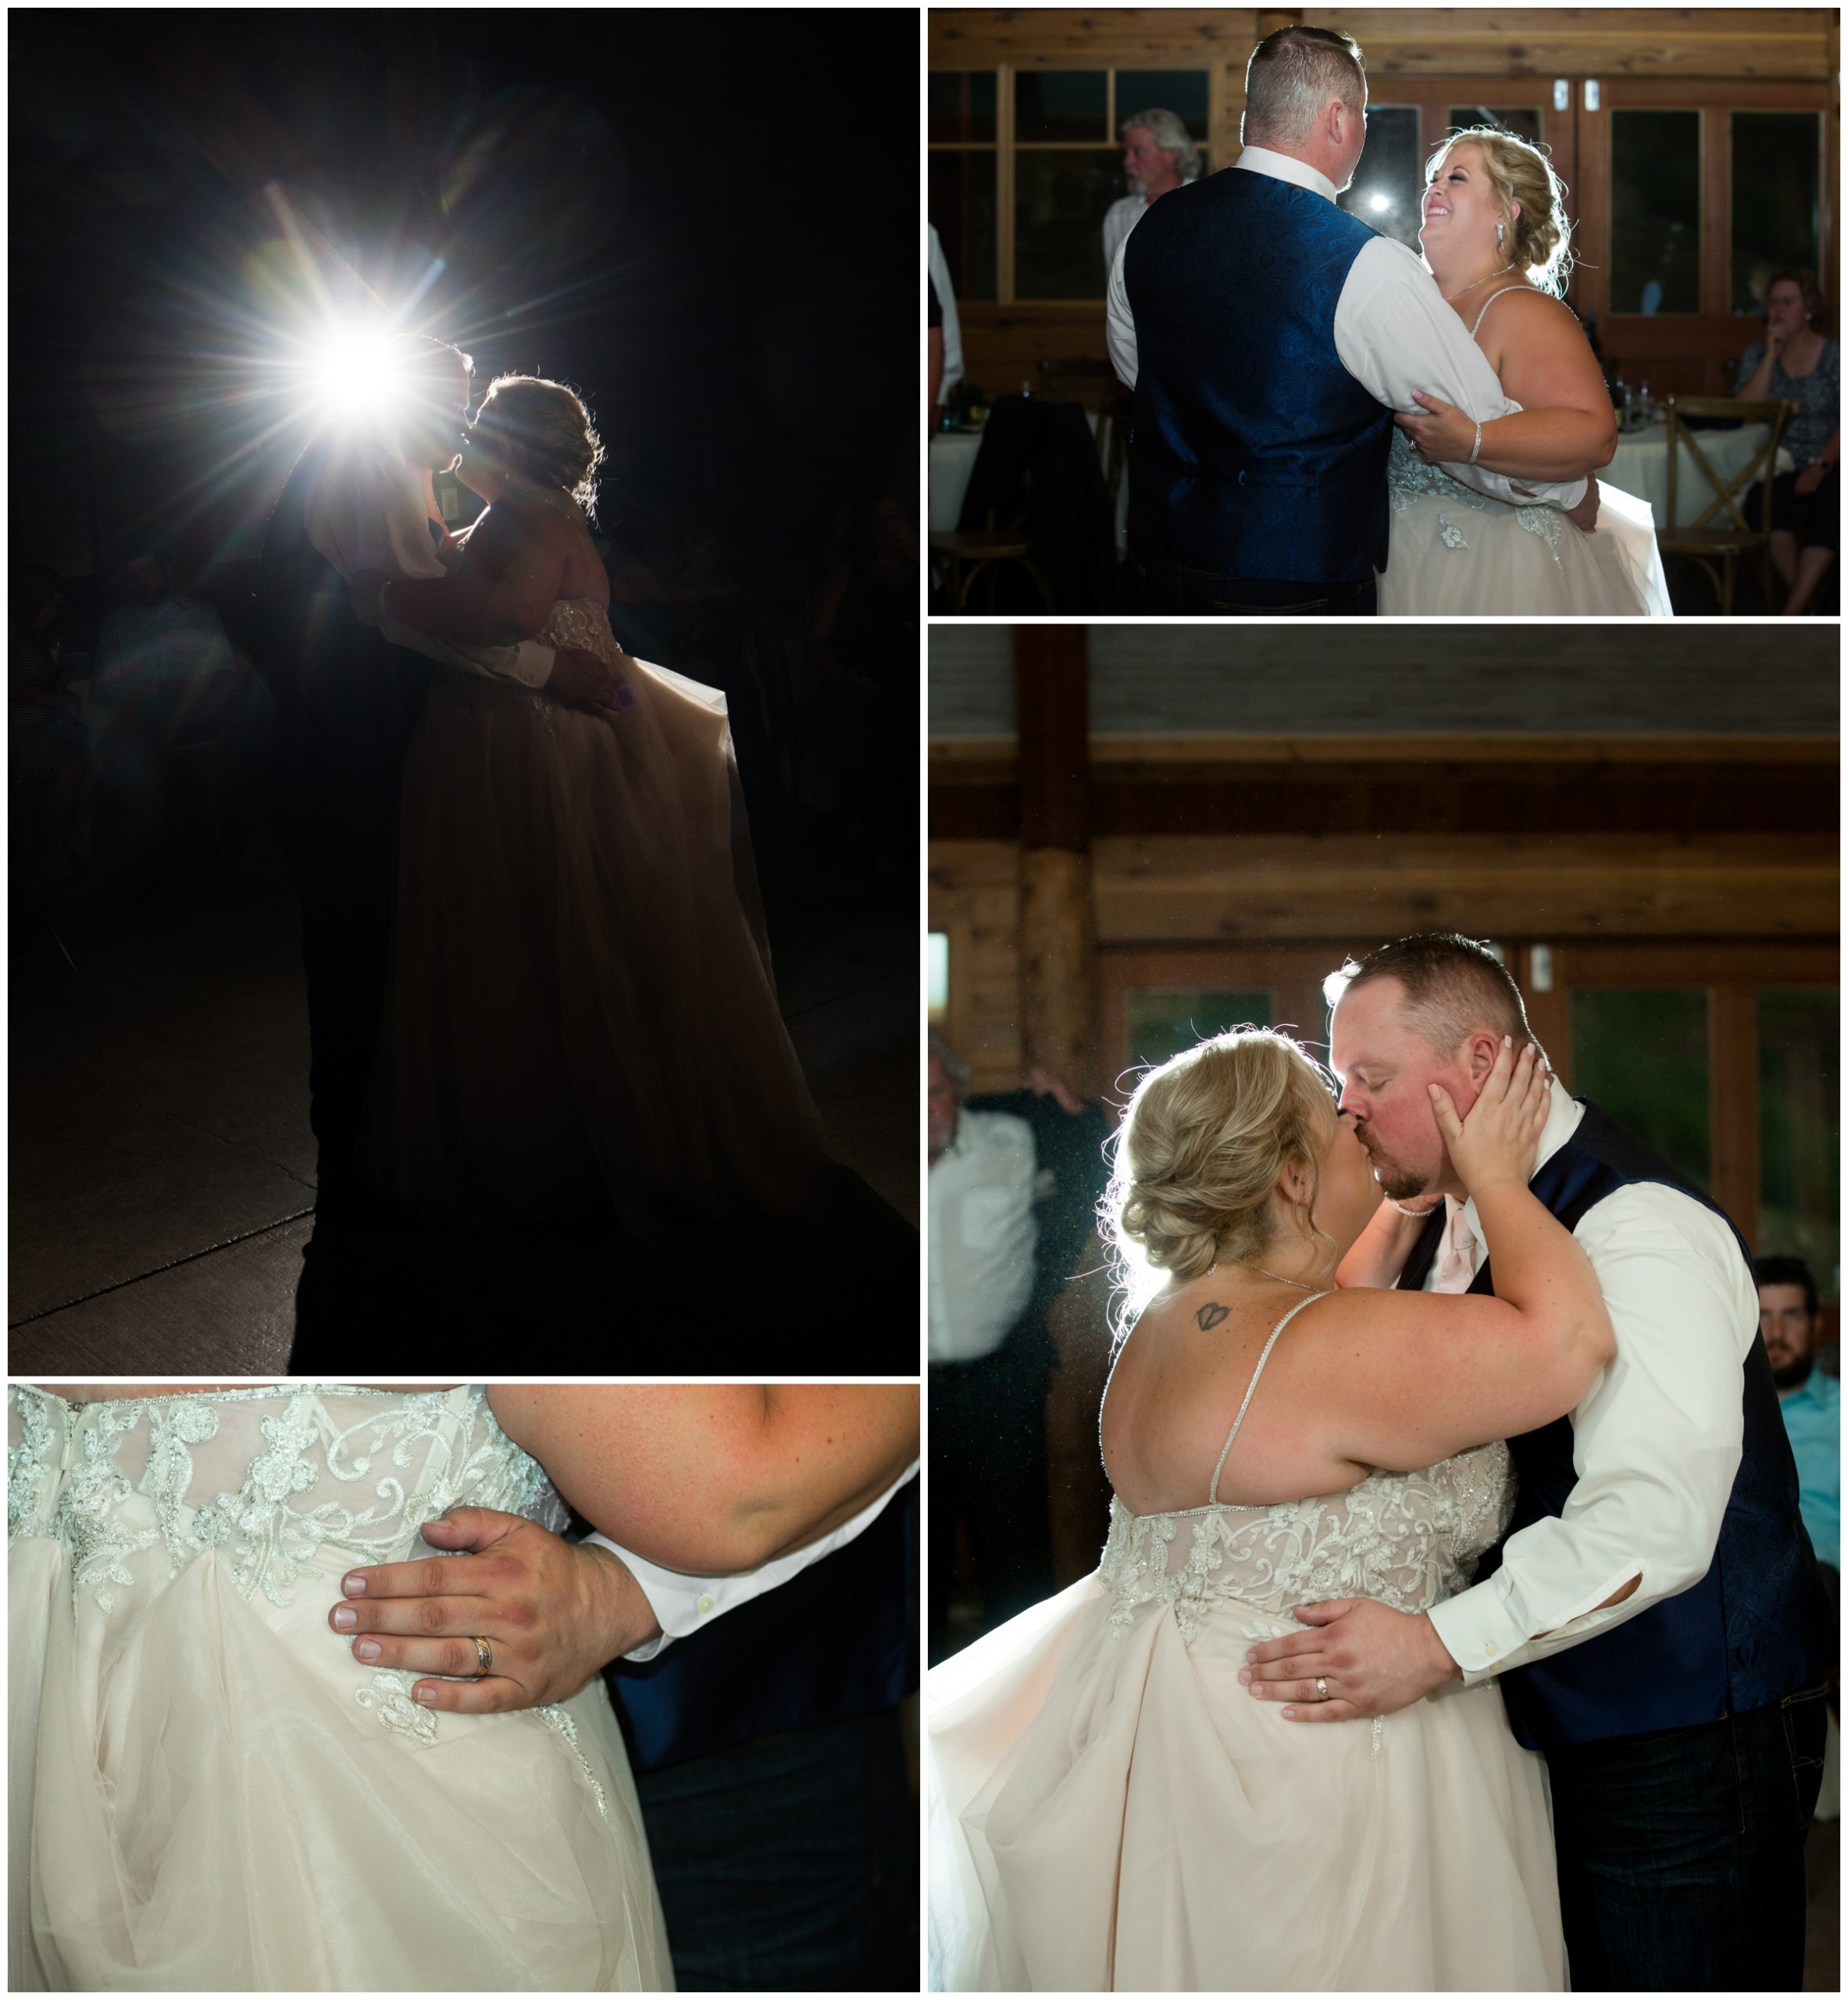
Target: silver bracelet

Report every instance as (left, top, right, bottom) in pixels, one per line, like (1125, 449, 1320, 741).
(1469, 420, 1483, 465)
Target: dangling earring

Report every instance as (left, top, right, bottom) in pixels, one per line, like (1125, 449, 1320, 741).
(1497, 222, 1506, 245)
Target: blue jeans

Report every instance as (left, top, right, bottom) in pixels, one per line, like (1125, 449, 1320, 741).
(1544, 1688, 1829, 1991)
(634, 1706, 915, 1991)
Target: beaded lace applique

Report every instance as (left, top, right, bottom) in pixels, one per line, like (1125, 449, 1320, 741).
(1386, 432, 1564, 567)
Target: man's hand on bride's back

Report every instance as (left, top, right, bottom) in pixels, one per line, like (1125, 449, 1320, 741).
(548, 646, 639, 722)
(326, 1508, 661, 1715)
(1564, 483, 1600, 534)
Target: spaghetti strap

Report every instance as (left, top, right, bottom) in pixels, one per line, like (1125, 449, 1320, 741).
(1207, 1291, 1330, 1505)
(1470, 284, 1532, 338)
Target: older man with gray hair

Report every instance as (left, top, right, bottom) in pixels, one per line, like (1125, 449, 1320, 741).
(1101, 107, 1201, 280)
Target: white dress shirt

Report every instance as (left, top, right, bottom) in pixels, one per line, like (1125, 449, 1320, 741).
(1422, 1088, 1753, 1681)
(588, 1461, 919, 1662)
(1101, 180, 1197, 283)
(928, 224, 964, 405)
(304, 441, 555, 688)
(1104, 145, 1586, 511)
(928, 1109, 1038, 1363)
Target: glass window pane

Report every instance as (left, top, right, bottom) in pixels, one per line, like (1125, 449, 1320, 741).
(1343, 105, 1422, 252)
(1115, 72, 1210, 141)
(1129, 990, 1272, 1070)
(1610, 109, 1701, 314)
(929, 70, 997, 145)
(930, 151, 997, 303)
(1015, 149, 1121, 299)
(1446, 105, 1544, 148)
(1570, 989, 1710, 1191)
(1758, 988, 1839, 1304)
(1731, 111, 1821, 316)
(1015, 70, 1108, 144)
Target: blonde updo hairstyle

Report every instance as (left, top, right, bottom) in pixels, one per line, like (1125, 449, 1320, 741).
(1429, 126, 1573, 298)
(470, 373, 605, 521)
(1103, 1028, 1339, 1323)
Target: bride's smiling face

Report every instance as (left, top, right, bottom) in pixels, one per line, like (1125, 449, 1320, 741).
(1419, 143, 1514, 268)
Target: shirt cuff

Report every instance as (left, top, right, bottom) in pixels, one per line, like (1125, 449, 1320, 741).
(1426, 1572, 1531, 1682)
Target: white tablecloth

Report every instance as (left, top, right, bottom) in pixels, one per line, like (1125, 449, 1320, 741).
(929, 432, 983, 533)
(1603, 421, 1793, 530)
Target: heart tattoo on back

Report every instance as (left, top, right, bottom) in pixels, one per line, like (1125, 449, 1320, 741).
(1197, 1302, 1229, 1331)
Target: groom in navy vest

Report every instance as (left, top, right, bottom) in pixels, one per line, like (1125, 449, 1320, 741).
(1246, 933, 1833, 1990)
(1106, 26, 1593, 615)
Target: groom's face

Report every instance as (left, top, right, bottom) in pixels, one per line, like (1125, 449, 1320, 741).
(1329, 978, 1473, 1200)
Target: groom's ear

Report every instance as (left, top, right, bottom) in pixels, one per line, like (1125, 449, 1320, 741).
(1462, 1033, 1500, 1084)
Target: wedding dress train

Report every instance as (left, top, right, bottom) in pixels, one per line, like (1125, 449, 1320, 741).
(359, 571, 824, 1231)
(927, 1300, 1567, 1991)
(9, 1384, 672, 1991)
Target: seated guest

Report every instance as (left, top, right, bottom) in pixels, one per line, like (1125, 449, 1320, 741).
(1101, 109, 1200, 284)
(1736, 268, 1840, 615)
(1755, 1254, 1839, 1620)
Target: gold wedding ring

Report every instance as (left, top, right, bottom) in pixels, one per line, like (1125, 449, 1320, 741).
(1315, 1677, 1329, 1702)
(472, 1635, 494, 1677)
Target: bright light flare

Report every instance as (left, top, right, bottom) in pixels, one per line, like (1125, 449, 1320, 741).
(1368, 192, 1392, 214)
(309, 330, 408, 420)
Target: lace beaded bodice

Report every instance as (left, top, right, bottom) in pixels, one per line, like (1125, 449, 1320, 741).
(1386, 431, 1566, 565)
(538, 594, 626, 666)
(7, 1384, 562, 1599)
(5, 1384, 615, 1791)
(1097, 1295, 1515, 1645)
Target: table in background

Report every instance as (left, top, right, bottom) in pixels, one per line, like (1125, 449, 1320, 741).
(1603, 420, 1793, 530)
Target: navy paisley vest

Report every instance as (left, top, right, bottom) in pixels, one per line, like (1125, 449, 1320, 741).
(605, 1475, 917, 1773)
(1122, 170, 1392, 583)
(1400, 1100, 1834, 1752)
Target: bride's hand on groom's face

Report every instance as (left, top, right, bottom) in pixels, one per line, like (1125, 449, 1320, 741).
(327, 1508, 662, 1715)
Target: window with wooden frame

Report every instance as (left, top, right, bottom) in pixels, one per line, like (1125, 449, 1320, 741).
(929, 65, 1216, 303)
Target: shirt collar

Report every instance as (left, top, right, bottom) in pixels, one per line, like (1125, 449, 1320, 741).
(1232, 143, 1339, 205)
(1450, 1081, 1586, 1241)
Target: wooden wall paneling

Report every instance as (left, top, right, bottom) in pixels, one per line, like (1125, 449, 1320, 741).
(930, 12, 1838, 80)
(929, 842, 1026, 1091)
(1709, 985, 1761, 1244)
(1517, 945, 1574, 1088)
(1088, 833, 1838, 942)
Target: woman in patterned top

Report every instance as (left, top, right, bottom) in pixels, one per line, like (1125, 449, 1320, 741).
(1736, 266, 1840, 615)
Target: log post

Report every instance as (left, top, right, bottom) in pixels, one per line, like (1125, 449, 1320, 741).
(1013, 625, 1096, 1097)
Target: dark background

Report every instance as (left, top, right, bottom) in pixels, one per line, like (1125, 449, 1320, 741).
(9, 7, 917, 619)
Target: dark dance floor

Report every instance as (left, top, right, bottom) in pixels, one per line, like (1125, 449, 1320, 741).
(9, 805, 915, 1375)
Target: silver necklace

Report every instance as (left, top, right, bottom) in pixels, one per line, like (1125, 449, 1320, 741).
(1209, 1258, 1315, 1291)
(1442, 259, 1517, 303)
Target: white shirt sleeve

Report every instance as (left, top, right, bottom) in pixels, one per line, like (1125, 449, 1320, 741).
(586, 1462, 919, 1663)
(304, 448, 555, 688)
(1334, 238, 1587, 510)
(927, 225, 963, 402)
(1105, 239, 1138, 388)
(1426, 1185, 1751, 1681)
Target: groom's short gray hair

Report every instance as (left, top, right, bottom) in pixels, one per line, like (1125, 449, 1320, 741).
(1119, 106, 1202, 184)
(1243, 25, 1366, 148)
(1323, 932, 1539, 1059)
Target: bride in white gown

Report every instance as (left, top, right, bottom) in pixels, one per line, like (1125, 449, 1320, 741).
(1380, 127, 1671, 616)
(10, 1381, 915, 1990)
(351, 374, 824, 1232)
(928, 1033, 1615, 1991)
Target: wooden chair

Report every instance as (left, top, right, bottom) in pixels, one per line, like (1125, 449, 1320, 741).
(927, 522, 1052, 612)
(1657, 396, 1798, 614)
